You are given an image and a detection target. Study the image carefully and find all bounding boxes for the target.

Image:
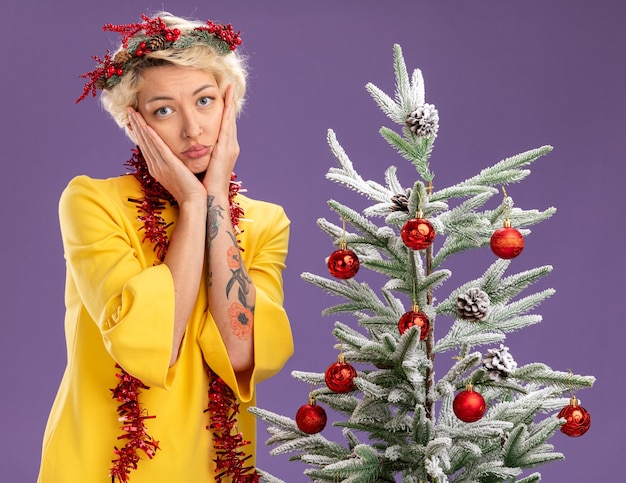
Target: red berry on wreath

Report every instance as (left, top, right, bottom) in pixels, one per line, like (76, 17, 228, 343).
(490, 219, 524, 259)
(327, 243, 360, 279)
(558, 396, 591, 437)
(398, 305, 430, 340)
(296, 395, 327, 434)
(401, 212, 436, 250)
(453, 384, 486, 422)
(325, 354, 357, 393)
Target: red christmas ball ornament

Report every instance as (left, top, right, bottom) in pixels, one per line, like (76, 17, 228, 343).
(401, 213, 436, 250)
(398, 305, 430, 340)
(327, 243, 360, 279)
(558, 396, 591, 437)
(490, 219, 524, 259)
(296, 395, 327, 434)
(453, 384, 486, 422)
(325, 355, 357, 393)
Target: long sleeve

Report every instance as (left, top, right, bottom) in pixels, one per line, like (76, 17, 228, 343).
(59, 175, 178, 388)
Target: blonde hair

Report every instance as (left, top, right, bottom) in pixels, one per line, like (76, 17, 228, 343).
(100, 12, 248, 138)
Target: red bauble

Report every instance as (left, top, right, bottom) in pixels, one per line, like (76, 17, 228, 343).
(327, 248, 360, 279)
(401, 217, 436, 250)
(453, 385, 486, 422)
(325, 357, 357, 393)
(490, 221, 524, 259)
(558, 397, 591, 437)
(398, 308, 430, 340)
(296, 399, 327, 434)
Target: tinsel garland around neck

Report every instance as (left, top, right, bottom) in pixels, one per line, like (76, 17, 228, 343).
(109, 147, 257, 482)
(124, 147, 245, 262)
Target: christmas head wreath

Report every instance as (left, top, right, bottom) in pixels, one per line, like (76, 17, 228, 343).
(76, 13, 242, 103)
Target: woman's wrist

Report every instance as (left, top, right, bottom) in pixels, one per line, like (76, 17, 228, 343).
(206, 194, 232, 243)
(177, 196, 209, 218)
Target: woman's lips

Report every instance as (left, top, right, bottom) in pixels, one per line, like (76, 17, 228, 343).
(182, 145, 211, 159)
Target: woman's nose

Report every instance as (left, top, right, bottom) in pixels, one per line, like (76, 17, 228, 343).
(182, 113, 203, 139)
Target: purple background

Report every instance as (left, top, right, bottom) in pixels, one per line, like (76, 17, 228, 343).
(2, 0, 624, 481)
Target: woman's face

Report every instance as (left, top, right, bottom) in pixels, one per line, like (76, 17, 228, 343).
(136, 65, 224, 174)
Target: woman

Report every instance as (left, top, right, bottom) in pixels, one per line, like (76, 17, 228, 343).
(38, 12, 293, 482)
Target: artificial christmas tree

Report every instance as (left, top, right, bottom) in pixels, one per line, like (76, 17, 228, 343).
(251, 44, 594, 483)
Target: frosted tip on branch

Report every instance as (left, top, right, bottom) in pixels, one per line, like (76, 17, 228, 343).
(365, 44, 431, 125)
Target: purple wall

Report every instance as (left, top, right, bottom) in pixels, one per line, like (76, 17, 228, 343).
(2, 0, 624, 480)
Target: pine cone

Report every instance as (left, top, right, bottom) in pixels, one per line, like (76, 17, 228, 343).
(113, 50, 133, 64)
(483, 344, 517, 381)
(95, 77, 108, 90)
(406, 103, 439, 138)
(390, 190, 411, 212)
(456, 287, 490, 322)
(145, 35, 168, 51)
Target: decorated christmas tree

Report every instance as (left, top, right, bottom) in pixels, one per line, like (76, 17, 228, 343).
(251, 45, 594, 483)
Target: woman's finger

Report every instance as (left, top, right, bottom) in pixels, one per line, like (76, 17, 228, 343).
(204, 86, 239, 192)
(127, 108, 165, 163)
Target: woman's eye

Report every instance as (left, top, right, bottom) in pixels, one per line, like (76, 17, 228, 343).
(198, 96, 213, 107)
(155, 106, 172, 117)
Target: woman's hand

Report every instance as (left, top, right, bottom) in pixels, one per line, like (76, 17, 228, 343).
(127, 107, 207, 205)
(203, 85, 240, 196)
(128, 106, 210, 367)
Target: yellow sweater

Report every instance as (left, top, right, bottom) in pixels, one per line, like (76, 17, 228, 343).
(38, 174, 293, 482)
